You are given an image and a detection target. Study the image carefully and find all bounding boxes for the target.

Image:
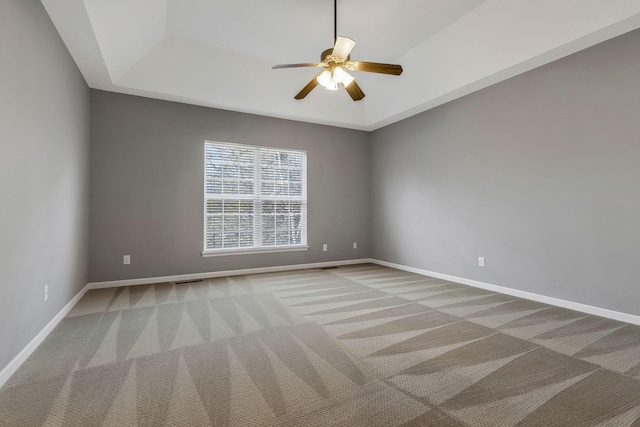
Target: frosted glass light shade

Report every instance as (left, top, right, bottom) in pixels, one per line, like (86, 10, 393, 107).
(317, 70, 338, 90)
(317, 71, 332, 87)
(332, 67, 355, 88)
(325, 80, 338, 90)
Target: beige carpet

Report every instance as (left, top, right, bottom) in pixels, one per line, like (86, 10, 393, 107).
(2, 264, 640, 426)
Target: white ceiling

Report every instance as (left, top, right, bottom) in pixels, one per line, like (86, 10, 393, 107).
(43, 0, 640, 131)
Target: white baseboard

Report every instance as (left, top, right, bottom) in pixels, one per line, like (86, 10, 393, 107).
(11, 257, 633, 391)
(87, 258, 375, 290)
(372, 259, 640, 326)
(0, 283, 91, 389)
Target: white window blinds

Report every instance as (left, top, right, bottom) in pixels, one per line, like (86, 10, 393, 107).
(204, 141, 307, 254)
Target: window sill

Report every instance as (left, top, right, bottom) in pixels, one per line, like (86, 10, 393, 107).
(202, 245, 309, 257)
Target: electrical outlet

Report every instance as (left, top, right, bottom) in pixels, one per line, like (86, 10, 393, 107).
(123, 255, 131, 265)
(478, 257, 485, 267)
(353, 242, 358, 249)
(322, 244, 328, 252)
(43, 285, 48, 302)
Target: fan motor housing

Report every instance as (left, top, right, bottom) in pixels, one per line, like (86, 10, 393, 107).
(321, 48, 350, 64)
(321, 48, 333, 61)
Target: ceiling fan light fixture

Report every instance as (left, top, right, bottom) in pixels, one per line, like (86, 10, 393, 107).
(333, 67, 354, 87)
(317, 70, 339, 90)
(317, 70, 331, 86)
(272, 0, 402, 100)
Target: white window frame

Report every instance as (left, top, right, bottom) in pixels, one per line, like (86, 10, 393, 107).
(202, 141, 309, 257)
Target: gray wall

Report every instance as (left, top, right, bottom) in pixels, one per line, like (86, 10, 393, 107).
(0, 0, 90, 371)
(371, 28, 640, 316)
(89, 91, 370, 282)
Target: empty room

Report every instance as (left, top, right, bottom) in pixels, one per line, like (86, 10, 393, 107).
(2, 0, 640, 425)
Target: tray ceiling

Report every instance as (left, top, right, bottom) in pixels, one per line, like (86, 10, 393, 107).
(42, 0, 640, 130)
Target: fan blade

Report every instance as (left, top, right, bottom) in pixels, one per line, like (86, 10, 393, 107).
(344, 80, 365, 101)
(294, 72, 323, 100)
(352, 61, 403, 75)
(272, 63, 324, 70)
(332, 36, 356, 59)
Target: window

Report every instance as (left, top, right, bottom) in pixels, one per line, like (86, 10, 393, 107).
(203, 141, 308, 255)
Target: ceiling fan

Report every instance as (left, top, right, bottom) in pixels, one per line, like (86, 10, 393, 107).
(272, 0, 403, 101)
